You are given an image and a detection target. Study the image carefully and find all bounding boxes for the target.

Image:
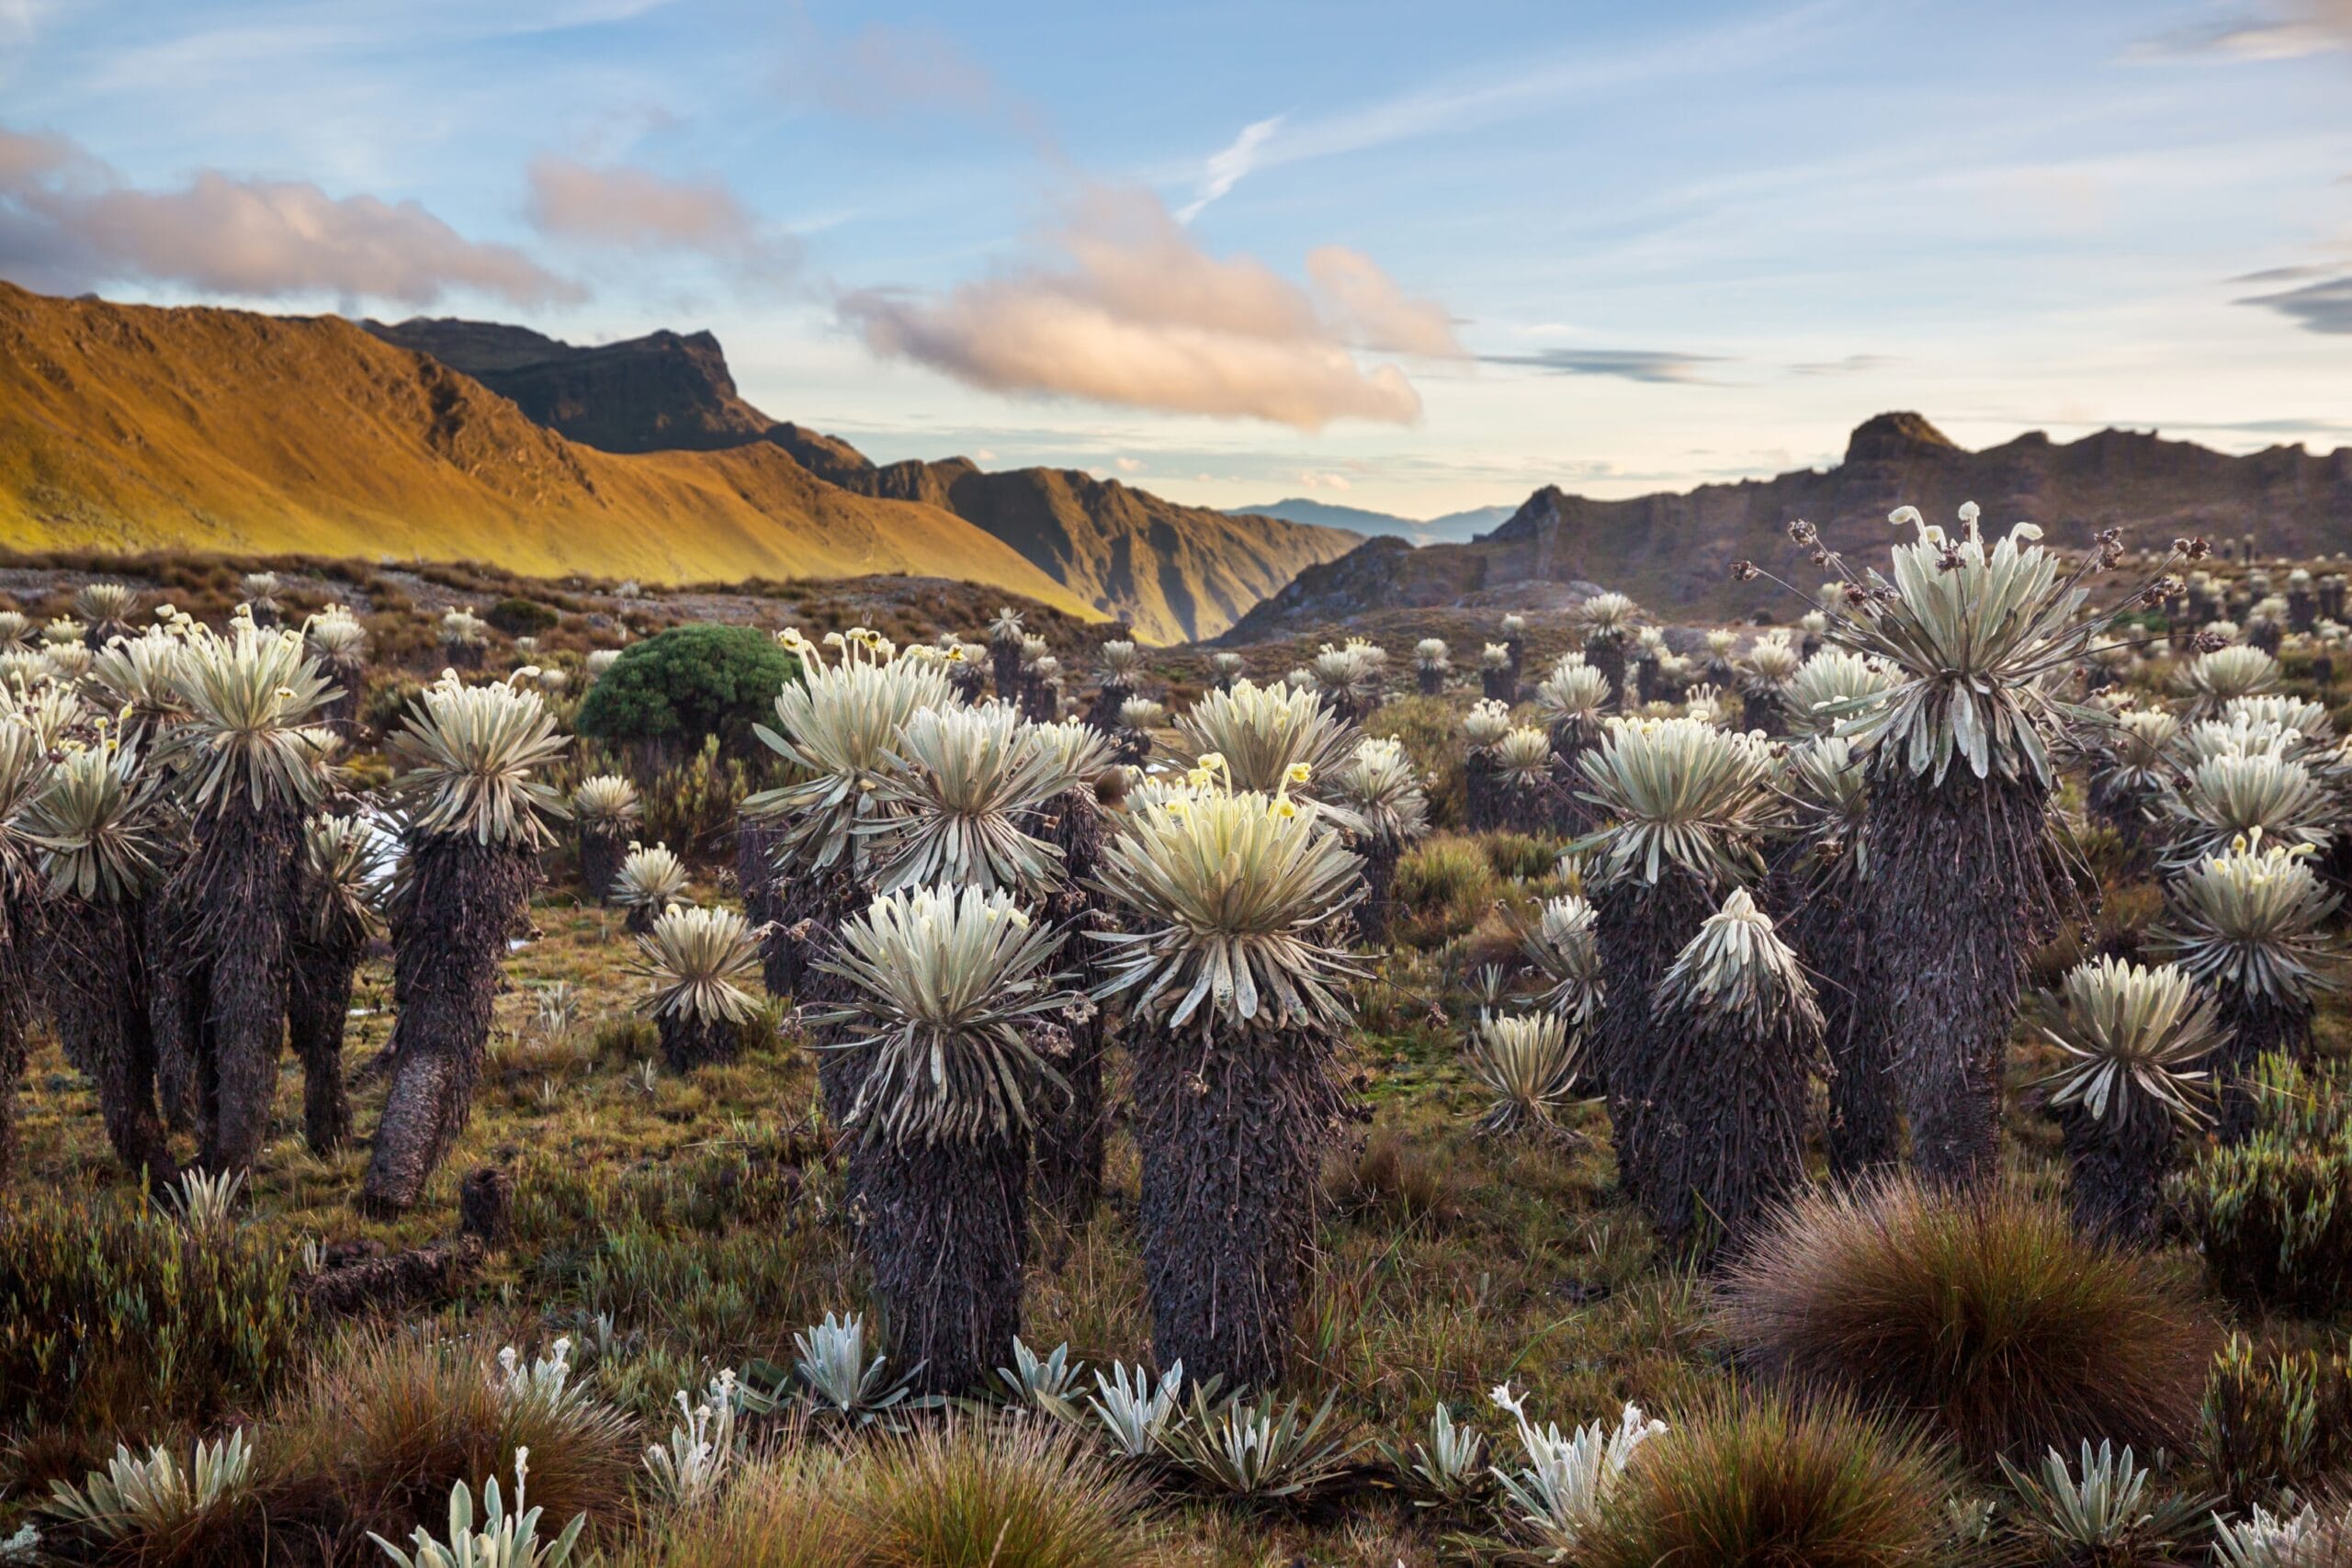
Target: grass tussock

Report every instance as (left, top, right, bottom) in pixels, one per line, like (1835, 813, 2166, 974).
(1577, 1391, 1961, 1568)
(1712, 1179, 2220, 1469)
(261, 1329, 638, 1552)
(632, 1417, 1167, 1568)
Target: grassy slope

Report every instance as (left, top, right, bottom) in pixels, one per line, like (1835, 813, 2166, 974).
(0, 283, 1098, 620)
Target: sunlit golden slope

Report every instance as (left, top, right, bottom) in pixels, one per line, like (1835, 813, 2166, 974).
(0, 283, 1098, 619)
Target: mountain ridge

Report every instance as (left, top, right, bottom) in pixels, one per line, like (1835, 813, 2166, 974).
(0, 282, 1099, 618)
(364, 315, 1359, 641)
(1222, 410, 2352, 641)
(1224, 497, 1514, 545)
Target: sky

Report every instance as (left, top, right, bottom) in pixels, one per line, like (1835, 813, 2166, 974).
(2, 0, 2349, 520)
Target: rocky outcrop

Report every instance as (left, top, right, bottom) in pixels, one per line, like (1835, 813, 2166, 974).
(368, 316, 1358, 642)
(1224, 412, 2352, 639)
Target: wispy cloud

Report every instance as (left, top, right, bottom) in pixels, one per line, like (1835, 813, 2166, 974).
(1791, 353, 1898, 376)
(2238, 270, 2352, 332)
(838, 184, 1456, 429)
(1483, 347, 1730, 385)
(0, 124, 580, 307)
(1176, 116, 1283, 222)
(2128, 0, 2352, 61)
(526, 155, 797, 279)
(773, 17, 1053, 149)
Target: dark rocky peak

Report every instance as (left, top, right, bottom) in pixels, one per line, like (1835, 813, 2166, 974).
(1843, 412, 1961, 465)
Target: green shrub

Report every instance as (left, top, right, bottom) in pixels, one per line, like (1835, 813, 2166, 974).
(2199, 1332, 2352, 1513)
(0, 1190, 307, 1436)
(487, 596, 560, 637)
(1479, 829, 1558, 881)
(1393, 835, 1499, 946)
(1713, 1179, 2219, 1469)
(1578, 1393, 1957, 1568)
(575, 624, 800, 758)
(2179, 1054, 2352, 1316)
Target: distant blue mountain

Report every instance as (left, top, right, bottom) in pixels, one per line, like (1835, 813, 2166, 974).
(1226, 497, 1514, 544)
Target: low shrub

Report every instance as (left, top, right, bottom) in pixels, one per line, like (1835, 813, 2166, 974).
(2179, 1054, 2352, 1316)
(575, 624, 799, 759)
(0, 1190, 308, 1438)
(1713, 1179, 2220, 1469)
(487, 596, 561, 637)
(1392, 835, 1498, 945)
(2200, 1332, 2352, 1513)
(1577, 1392, 1959, 1568)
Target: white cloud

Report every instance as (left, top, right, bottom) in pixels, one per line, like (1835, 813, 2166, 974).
(0, 124, 580, 307)
(838, 183, 1454, 429)
(2130, 0, 2352, 61)
(1177, 115, 1283, 222)
(525, 156, 797, 279)
(1114, 455, 1144, 472)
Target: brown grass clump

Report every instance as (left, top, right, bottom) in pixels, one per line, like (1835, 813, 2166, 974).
(634, 1417, 1166, 1568)
(1579, 1391, 1960, 1568)
(1712, 1178, 2219, 1469)
(262, 1329, 637, 1554)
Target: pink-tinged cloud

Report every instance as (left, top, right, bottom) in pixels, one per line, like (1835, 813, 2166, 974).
(838, 185, 1453, 430)
(525, 156, 795, 275)
(0, 126, 578, 307)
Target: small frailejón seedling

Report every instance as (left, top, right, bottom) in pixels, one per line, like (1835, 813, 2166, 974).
(1093, 774, 1365, 1390)
(609, 841, 689, 935)
(636, 905, 763, 1073)
(1464, 1011, 1585, 1137)
(363, 673, 568, 1215)
(2032, 955, 2222, 1245)
(1514, 892, 1604, 1027)
(818, 885, 1069, 1393)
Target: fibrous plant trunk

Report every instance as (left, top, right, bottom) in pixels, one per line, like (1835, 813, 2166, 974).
(165, 795, 304, 1174)
(2057, 1104, 2175, 1247)
(1772, 874, 1899, 1181)
(47, 897, 178, 1189)
(1505, 636, 1527, 690)
(1032, 787, 1109, 1224)
(0, 886, 37, 1186)
(1464, 750, 1502, 832)
(1587, 637, 1626, 708)
(443, 640, 483, 672)
(849, 1129, 1027, 1395)
(1085, 681, 1133, 735)
(1481, 668, 1517, 705)
(324, 656, 367, 737)
(2211, 989, 2312, 1145)
(1633, 1000, 1815, 1267)
(1417, 669, 1443, 696)
(991, 642, 1022, 702)
(1132, 1021, 1346, 1392)
(624, 901, 662, 937)
(1548, 728, 1600, 835)
(1861, 767, 2056, 1190)
(1741, 691, 1784, 736)
(1591, 870, 1718, 1211)
(775, 863, 865, 1131)
(359, 837, 536, 1215)
(658, 1010, 740, 1074)
(580, 823, 627, 904)
(1354, 836, 1400, 948)
(288, 921, 366, 1155)
(1020, 679, 1057, 723)
(736, 817, 791, 994)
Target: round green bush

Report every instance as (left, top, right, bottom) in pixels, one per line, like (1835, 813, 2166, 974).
(575, 624, 800, 757)
(487, 596, 560, 636)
